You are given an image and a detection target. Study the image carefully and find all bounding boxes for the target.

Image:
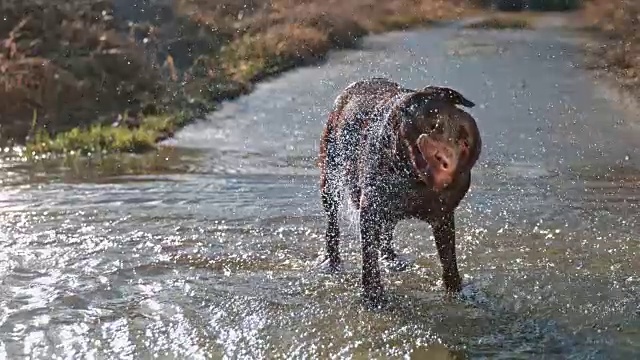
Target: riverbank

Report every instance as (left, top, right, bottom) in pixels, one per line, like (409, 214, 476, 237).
(0, 0, 474, 156)
(8, 0, 635, 159)
(580, 0, 640, 93)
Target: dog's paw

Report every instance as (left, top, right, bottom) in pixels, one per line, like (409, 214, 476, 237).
(381, 253, 413, 272)
(314, 255, 343, 274)
(360, 288, 388, 311)
(440, 273, 463, 302)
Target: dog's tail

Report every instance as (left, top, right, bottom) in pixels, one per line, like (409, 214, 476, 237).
(317, 89, 351, 168)
(317, 110, 339, 169)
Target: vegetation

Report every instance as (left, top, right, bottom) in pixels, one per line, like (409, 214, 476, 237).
(25, 111, 191, 156)
(464, 14, 534, 29)
(12, 0, 632, 159)
(0, 0, 471, 156)
(581, 0, 640, 91)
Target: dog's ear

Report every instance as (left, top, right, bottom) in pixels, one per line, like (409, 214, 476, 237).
(420, 86, 475, 108)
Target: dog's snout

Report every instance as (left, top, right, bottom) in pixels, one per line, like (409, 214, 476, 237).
(434, 152, 450, 170)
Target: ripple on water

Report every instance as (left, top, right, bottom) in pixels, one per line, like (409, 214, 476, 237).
(1, 154, 639, 357)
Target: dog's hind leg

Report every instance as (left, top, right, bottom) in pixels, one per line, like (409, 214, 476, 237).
(380, 220, 412, 272)
(319, 186, 341, 272)
(317, 112, 342, 273)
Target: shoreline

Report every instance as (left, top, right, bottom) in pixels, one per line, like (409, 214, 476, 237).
(1, 0, 476, 157)
(6, 2, 637, 160)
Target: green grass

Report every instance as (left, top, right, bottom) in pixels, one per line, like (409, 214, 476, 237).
(25, 112, 192, 157)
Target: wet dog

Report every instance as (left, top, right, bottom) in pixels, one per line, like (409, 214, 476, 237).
(317, 77, 481, 304)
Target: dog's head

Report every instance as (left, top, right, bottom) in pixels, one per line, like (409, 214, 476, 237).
(395, 86, 481, 191)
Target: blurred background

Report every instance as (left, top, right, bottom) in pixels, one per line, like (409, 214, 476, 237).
(0, 0, 634, 153)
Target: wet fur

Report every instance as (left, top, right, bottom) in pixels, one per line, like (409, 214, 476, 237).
(317, 77, 481, 304)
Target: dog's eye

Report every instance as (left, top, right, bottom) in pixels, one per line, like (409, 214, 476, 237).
(458, 126, 470, 147)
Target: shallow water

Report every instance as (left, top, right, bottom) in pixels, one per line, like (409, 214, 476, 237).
(1, 22, 640, 359)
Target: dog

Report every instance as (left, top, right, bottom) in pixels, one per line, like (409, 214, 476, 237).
(317, 77, 481, 304)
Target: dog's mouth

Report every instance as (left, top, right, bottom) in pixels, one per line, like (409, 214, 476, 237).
(415, 135, 458, 191)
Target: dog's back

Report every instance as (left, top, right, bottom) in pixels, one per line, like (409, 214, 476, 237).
(319, 78, 410, 209)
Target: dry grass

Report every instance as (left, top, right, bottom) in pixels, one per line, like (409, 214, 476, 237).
(581, 0, 640, 90)
(1, 0, 472, 155)
(219, 23, 332, 83)
(176, 0, 470, 91)
(0, 1, 164, 142)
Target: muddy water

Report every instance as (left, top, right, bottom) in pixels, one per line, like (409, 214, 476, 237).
(2, 21, 640, 359)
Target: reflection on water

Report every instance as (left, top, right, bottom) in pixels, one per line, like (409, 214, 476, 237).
(1, 21, 640, 359)
(0, 147, 201, 186)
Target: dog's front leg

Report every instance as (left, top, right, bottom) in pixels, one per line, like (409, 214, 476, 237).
(431, 211, 462, 294)
(359, 189, 391, 306)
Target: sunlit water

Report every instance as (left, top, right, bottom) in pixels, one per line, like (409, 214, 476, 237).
(1, 22, 640, 359)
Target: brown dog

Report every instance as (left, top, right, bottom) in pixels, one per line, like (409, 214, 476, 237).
(317, 77, 481, 304)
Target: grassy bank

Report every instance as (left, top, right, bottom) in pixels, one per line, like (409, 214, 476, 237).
(463, 12, 536, 29)
(581, 0, 640, 91)
(0, 0, 473, 157)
